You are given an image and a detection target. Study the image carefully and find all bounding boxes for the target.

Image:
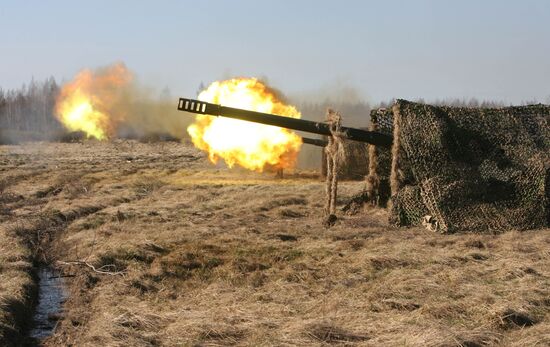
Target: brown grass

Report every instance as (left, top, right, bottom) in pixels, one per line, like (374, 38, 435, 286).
(0, 221, 36, 346)
(0, 140, 548, 346)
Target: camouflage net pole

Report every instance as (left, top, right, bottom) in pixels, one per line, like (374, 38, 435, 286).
(365, 115, 381, 206)
(389, 104, 403, 198)
(342, 109, 392, 214)
(324, 109, 345, 227)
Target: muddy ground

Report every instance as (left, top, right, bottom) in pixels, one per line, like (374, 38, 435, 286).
(0, 140, 549, 346)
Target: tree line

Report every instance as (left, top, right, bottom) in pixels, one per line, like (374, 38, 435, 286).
(0, 77, 62, 142)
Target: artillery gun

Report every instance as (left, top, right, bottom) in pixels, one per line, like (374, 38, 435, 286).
(177, 97, 550, 233)
(177, 98, 393, 148)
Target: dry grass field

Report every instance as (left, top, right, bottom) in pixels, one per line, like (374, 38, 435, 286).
(0, 140, 549, 346)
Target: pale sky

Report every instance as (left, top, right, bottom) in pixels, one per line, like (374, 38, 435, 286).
(1, 0, 549, 104)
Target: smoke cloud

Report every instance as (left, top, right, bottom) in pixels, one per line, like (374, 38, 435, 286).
(55, 62, 192, 141)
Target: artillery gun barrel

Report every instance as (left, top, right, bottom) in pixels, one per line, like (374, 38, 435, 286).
(301, 137, 328, 147)
(177, 98, 392, 148)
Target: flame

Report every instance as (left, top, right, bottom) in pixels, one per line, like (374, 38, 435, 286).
(55, 63, 132, 139)
(187, 78, 303, 172)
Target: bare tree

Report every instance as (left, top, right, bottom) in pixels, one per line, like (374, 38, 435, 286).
(0, 77, 61, 143)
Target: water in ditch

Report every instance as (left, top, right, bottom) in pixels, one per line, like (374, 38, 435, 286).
(29, 266, 67, 341)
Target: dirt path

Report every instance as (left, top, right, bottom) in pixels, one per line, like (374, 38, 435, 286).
(1, 140, 549, 346)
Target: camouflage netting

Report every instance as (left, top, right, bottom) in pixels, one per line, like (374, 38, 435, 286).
(372, 100, 549, 233)
(365, 109, 394, 206)
(338, 140, 370, 180)
(322, 138, 370, 180)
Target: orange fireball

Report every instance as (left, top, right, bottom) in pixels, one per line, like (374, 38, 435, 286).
(55, 63, 132, 140)
(187, 78, 303, 172)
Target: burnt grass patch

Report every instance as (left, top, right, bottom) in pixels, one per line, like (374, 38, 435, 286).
(279, 208, 306, 218)
(274, 233, 298, 242)
(499, 308, 538, 329)
(159, 251, 225, 280)
(306, 322, 369, 343)
(153, 242, 305, 287)
(254, 196, 308, 212)
(464, 239, 487, 249)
